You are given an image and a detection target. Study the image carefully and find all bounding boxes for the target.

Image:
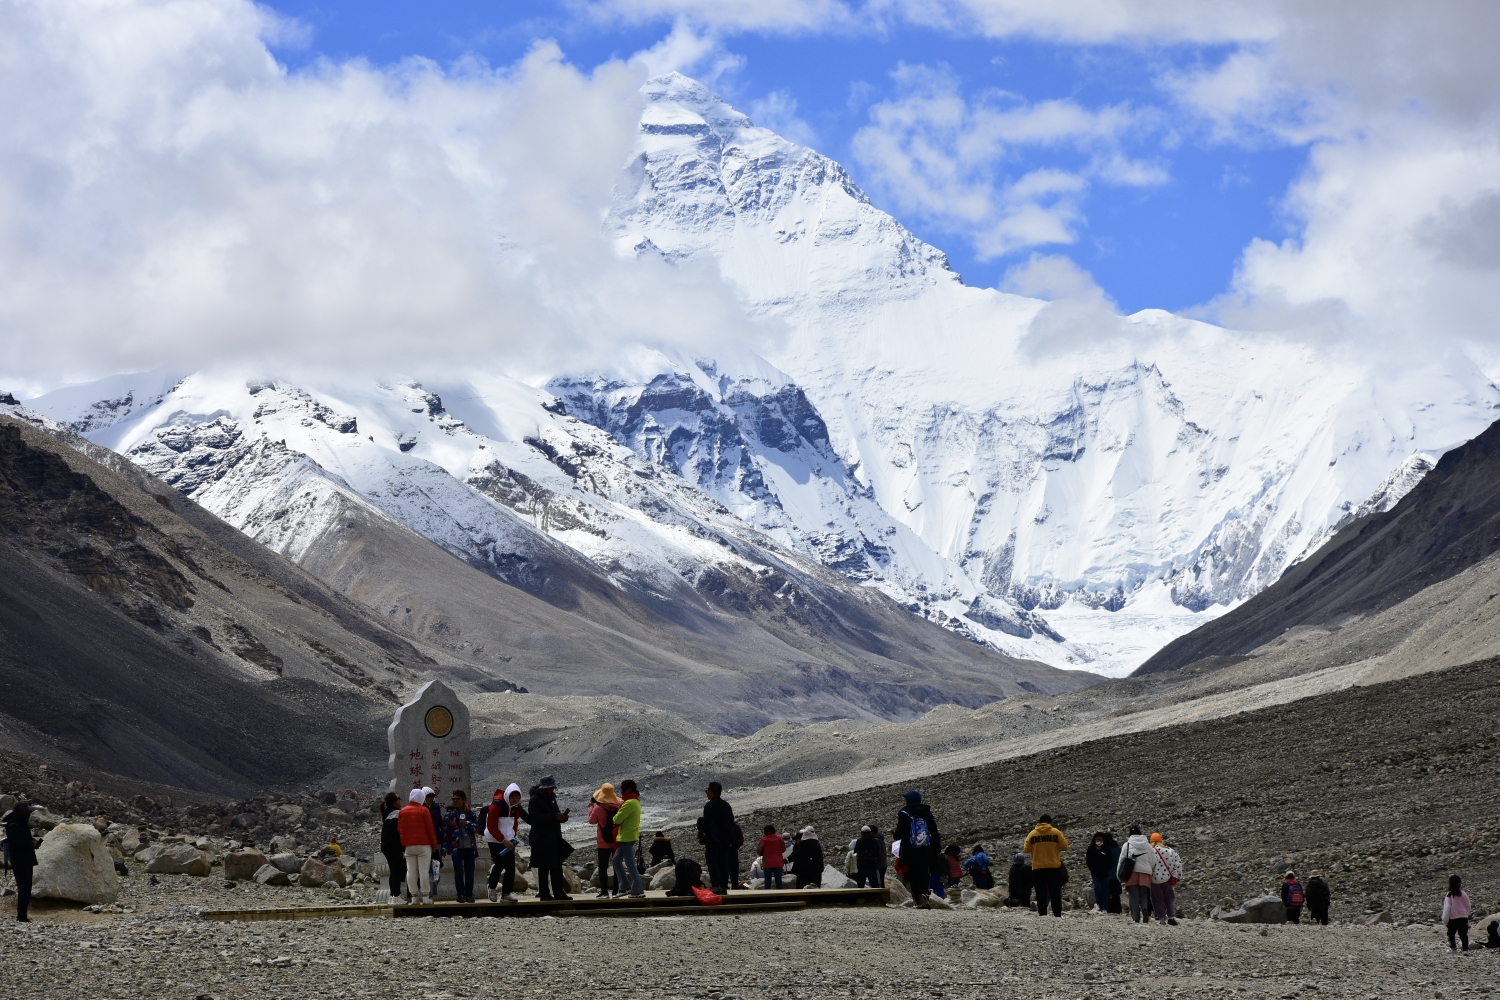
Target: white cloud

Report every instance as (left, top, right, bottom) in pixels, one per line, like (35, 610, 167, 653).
(748, 90, 819, 148)
(0, 0, 780, 388)
(850, 63, 1163, 259)
(1000, 253, 1127, 355)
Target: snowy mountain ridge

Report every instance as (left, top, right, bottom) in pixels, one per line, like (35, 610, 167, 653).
(23, 72, 1500, 676)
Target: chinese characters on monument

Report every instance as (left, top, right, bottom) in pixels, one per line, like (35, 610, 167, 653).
(387, 679, 471, 802)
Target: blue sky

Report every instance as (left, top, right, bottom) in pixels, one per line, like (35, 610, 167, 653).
(259, 1, 1306, 314)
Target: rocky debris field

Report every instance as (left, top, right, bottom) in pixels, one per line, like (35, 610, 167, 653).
(1, 876, 1495, 1000)
(719, 658, 1500, 926)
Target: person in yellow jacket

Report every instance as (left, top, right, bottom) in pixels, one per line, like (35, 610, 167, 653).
(1023, 815, 1069, 917)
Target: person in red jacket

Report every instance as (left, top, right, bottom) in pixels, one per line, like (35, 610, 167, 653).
(398, 787, 440, 904)
(757, 825, 786, 889)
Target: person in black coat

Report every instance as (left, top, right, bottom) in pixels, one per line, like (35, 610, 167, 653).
(3, 802, 38, 922)
(649, 832, 675, 866)
(378, 792, 405, 897)
(697, 782, 736, 894)
(527, 776, 572, 900)
(1085, 832, 1120, 914)
(854, 827, 884, 888)
(1306, 872, 1332, 925)
(789, 826, 824, 888)
(1006, 852, 1032, 908)
(894, 790, 941, 908)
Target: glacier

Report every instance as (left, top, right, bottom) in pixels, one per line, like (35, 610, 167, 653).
(23, 72, 1500, 677)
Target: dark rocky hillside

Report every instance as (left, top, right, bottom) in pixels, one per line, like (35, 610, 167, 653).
(727, 657, 1500, 923)
(1139, 416, 1500, 675)
(0, 416, 454, 793)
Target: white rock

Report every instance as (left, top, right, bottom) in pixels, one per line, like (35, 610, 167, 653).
(32, 823, 119, 904)
(820, 865, 855, 889)
(650, 868, 677, 891)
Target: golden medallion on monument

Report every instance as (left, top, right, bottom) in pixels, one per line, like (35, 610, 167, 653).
(424, 705, 454, 738)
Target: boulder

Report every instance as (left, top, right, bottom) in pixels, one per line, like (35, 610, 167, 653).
(650, 868, 676, 891)
(1357, 909, 1393, 926)
(269, 852, 303, 874)
(146, 844, 212, 877)
(563, 867, 582, 894)
(886, 877, 912, 905)
(133, 843, 165, 864)
(927, 894, 954, 910)
(515, 854, 530, 874)
(119, 829, 144, 854)
(32, 823, 119, 904)
(299, 857, 348, 888)
(254, 864, 292, 886)
(821, 866, 855, 889)
(963, 888, 1002, 908)
(223, 849, 268, 882)
(28, 807, 64, 831)
(324, 807, 352, 825)
(1213, 894, 1285, 924)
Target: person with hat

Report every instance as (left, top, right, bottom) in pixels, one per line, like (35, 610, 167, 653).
(649, 830, 675, 867)
(397, 787, 439, 904)
(442, 789, 481, 903)
(1023, 814, 1069, 918)
(1305, 871, 1331, 925)
(484, 783, 526, 902)
(1281, 870, 1306, 924)
(790, 825, 824, 888)
(611, 779, 646, 897)
(588, 782, 622, 898)
(894, 790, 941, 908)
(1147, 832, 1183, 925)
(528, 776, 572, 901)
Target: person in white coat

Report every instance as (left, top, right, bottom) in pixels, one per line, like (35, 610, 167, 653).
(1116, 825, 1155, 923)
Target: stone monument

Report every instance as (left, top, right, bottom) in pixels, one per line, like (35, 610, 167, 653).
(388, 679, 471, 803)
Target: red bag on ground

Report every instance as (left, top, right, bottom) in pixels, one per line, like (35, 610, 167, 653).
(691, 885, 723, 906)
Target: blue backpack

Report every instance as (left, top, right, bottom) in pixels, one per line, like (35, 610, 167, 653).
(908, 813, 932, 849)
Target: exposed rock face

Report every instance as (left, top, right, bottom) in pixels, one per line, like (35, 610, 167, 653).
(1212, 895, 1286, 923)
(223, 848, 267, 881)
(144, 844, 211, 876)
(298, 857, 348, 888)
(254, 864, 291, 886)
(32, 823, 119, 904)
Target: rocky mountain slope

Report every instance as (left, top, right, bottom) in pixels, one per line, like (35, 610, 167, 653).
(1138, 415, 1500, 676)
(3, 394, 1090, 745)
(0, 412, 445, 794)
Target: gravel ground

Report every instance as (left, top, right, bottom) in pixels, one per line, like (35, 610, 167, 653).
(1, 874, 1495, 1000)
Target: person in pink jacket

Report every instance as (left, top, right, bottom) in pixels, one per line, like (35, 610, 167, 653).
(1443, 874, 1472, 951)
(588, 783, 622, 898)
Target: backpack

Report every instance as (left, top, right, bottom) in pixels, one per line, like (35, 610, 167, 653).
(1286, 881, 1304, 907)
(907, 812, 932, 849)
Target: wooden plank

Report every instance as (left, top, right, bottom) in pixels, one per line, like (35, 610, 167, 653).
(557, 901, 808, 918)
(200, 904, 394, 923)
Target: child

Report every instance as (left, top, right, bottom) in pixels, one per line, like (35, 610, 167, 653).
(943, 844, 965, 889)
(1442, 874, 1472, 952)
(757, 825, 786, 890)
(1280, 871, 1305, 924)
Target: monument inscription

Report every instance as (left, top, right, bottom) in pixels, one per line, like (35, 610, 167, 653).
(387, 679, 471, 802)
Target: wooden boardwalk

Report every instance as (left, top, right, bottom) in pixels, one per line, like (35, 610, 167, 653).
(200, 886, 888, 923)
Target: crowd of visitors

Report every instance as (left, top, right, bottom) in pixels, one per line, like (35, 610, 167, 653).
(0, 781, 1485, 941)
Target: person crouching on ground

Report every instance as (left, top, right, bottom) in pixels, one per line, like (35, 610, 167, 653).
(611, 779, 647, 897)
(943, 844, 965, 889)
(379, 792, 404, 899)
(398, 788, 439, 904)
(964, 844, 994, 890)
(1147, 832, 1182, 925)
(791, 825, 824, 888)
(1023, 814, 1069, 918)
(588, 782, 621, 898)
(1281, 871, 1305, 924)
(895, 791, 941, 909)
(1306, 871, 1331, 925)
(1006, 852, 1032, 908)
(1117, 825, 1154, 922)
(759, 825, 787, 889)
(649, 830, 675, 866)
(1443, 874, 1472, 951)
(485, 783, 526, 902)
(443, 790, 481, 903)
